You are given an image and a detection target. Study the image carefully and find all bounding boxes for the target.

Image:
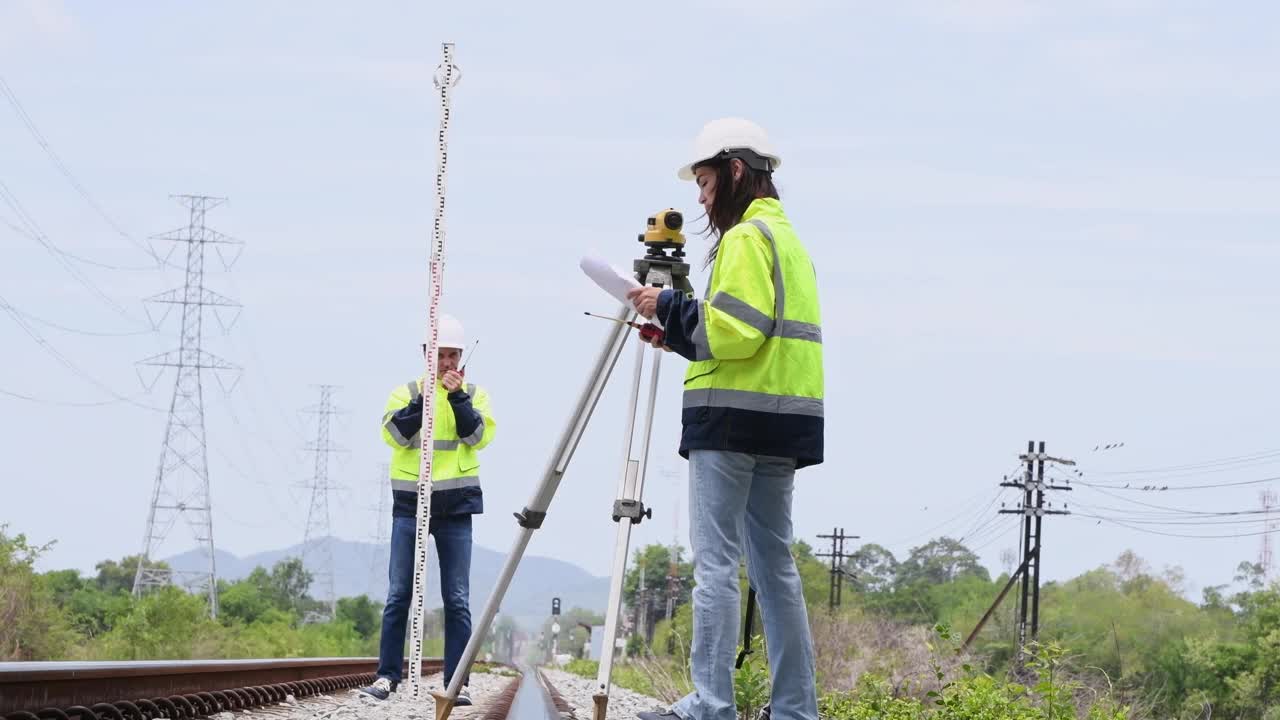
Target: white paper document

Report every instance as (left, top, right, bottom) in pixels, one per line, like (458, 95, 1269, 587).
(579, 255, 664, 329)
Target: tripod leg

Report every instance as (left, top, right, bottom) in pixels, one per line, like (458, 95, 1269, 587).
(594, 343, 665, 720)
(736, 586, 757, 668)
(432, 307, 634, 720)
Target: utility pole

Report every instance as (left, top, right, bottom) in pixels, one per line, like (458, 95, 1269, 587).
(300, 384, 345, 621)
(133, 195, 242, 618)
(1261, 489, 1277, 581)
(817, 527, 859, 611)
(999, 441, 1072, 659)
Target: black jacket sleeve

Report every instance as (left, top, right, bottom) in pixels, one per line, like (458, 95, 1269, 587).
(448, 388, 483, 440)
(655, 288, 701, 362)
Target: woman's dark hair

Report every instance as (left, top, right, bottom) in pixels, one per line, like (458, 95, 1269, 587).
(696, 153, 779, 266)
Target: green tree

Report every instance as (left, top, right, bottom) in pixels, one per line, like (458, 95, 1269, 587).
(336, 595, 382, 640)
(265, 557, 313, 612)
(218, 578, 274, 625)
(41, 568, 135, 639)
(233, 557, 314, 617)
(623, 544, 693, 643)
(94, 585, 213, 659)
(1037, 551, 1233, 716)
(1235, 560, 1267, 592)
(94, 555, 167, 594)
(845, 543, 898, 594)
(70, 589, 131, 639)
(926, 573, 1000, 634)
(42, 568, 87, 606)
(894, 538, 990, 588)
(850, 538, 991, 623)
(650, 601, 693, 659)
(0, 525, 78, 660)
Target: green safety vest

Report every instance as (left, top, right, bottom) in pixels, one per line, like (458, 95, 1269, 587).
(381, 379, 495, 508)
(680, 198, 824, 467)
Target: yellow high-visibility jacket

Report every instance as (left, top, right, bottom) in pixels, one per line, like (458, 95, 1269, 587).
(655, 198, 823, 467)
(381, 379, 496, 516)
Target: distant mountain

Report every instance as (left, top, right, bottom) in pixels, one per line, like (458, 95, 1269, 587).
(164, 537, 609, 630)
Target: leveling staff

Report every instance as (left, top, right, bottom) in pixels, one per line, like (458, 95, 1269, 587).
(359, 313, 496, 706)
(628, 118, 824, 720)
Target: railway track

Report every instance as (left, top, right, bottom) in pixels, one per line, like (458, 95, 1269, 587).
(0, 657, 441, 719)
(0, 659, 579, 720)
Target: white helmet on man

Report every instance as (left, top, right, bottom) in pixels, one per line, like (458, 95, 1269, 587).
(425, 313, 465, 350)
(677, 117, 782, 181)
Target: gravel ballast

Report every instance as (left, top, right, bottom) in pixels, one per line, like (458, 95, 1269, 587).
(537, 668, 669, 720)
(207, 669, 519, 720)
(204, 666, 666, 720)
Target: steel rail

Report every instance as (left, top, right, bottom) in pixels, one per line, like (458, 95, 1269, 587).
(0, 657, 443, 719)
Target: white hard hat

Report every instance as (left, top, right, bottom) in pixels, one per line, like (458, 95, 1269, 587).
(425, 313, 465, 350)
(677, 117, 782, 181)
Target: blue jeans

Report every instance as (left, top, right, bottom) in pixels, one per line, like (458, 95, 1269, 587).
(673, 450, 818, 720)
(377, 513, 473, 686)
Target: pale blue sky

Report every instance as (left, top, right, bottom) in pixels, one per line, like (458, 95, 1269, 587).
(3, 1, 1279, 603)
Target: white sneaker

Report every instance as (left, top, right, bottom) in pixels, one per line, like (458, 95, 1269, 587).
(455, 686, 472, 707)
(358, 677, 394, 701)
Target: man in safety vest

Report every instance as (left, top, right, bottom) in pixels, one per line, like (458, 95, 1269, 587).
(628, 118, 823, 720)
(359, 313, 495, 705)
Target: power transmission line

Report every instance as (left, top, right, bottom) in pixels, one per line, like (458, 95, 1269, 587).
(968, 516, 1022, 554)
(0, 180, 154, 323)
(1085, 448, 1280, 476)
(0, 386, 148, 407)
(962, 512, 1019, 548)
(216, 393, 304, 533)
(1069, 502, 1272, 519)
(1081, 514, 1280, 540)
(1074, 474, 1280, 492)
(884, 486, 1004, 552)
(1060, 477, 1274, 519)
(0, 74, 161, 265)
(1071, 507, 1277, 527)
(957, 497, 1012, 544)
(1069, 485, 1280, 533)
(220, 273, 309, 440)
(1, 213, 156, 272)
(215, 350, 306, 481)
(1076, 483, 1274, 517)
(0, 295, 156, 337)
(0, 291, 163, 411)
